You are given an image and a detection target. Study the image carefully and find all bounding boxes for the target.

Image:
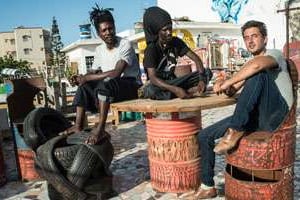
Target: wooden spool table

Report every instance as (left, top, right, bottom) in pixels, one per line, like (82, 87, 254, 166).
(111, 94, 236, 193)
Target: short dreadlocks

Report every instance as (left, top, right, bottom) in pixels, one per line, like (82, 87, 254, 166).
(89, 3, 114, 34)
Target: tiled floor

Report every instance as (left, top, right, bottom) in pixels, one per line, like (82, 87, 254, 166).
(0, 96, 300, 199)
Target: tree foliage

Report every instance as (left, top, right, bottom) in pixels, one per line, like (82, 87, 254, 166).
(0, 55, 31, 83)
(50, 17, 65, 67)
(0, 55, 31, 72)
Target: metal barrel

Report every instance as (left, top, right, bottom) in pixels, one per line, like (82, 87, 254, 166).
(146, 112, 201, 193)
(225, 105, 296, 199)
(13, 123, 40, 181)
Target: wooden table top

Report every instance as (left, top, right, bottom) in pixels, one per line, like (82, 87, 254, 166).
(111, 94, 237, 113)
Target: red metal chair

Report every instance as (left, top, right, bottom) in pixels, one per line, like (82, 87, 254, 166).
(225, 59, 298, 200)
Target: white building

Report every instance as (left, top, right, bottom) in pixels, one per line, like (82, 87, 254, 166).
(62, 0, 292, 73)
(61, 38, 102, 75)
(0, 27, 52, 71)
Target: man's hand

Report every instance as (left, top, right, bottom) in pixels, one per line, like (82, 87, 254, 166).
(213, 79, 235, 96)
(70, 75, 87, 86)
(213, 79, 225, 95)
(69, 75, 79, 86)
(197, 80, 206, 94)
(173, 86, 192, 99)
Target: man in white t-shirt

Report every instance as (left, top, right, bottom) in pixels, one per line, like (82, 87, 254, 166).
(67, 5, 141, 144)
(196, 20, 294, 198)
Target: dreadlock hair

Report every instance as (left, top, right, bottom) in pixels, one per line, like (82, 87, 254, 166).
(89, 3, 114, 34)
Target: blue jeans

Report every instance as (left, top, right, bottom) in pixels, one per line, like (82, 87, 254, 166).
(198, 71, 289, 186)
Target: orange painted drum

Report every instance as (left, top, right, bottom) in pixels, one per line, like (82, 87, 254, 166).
(146, 112, 201, 193)
(17, 150, 40, 181)
(0, 144, 6, 187)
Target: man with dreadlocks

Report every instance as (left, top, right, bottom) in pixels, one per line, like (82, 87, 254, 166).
(142, 6, 212, 100)
(68, 4, 141, 144)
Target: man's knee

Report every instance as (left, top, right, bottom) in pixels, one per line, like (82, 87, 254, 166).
(245, 71, 268, 85)
(97, 93, 114, 103)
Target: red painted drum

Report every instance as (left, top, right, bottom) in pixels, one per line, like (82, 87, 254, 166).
(13, 123, 40, 181)
(146, 112, 201, 193)
(225, 166, 294, 200)
(17, 150, 40, 181)
(225, 105, 296, 199)
(0, 143, 6, 187)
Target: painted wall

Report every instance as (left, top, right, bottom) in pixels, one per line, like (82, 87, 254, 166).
(157, 0, 287, 49)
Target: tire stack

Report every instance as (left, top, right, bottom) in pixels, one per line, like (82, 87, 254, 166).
(23, 107, 114, 200)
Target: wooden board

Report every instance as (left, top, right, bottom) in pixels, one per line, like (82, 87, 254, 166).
(110, 94, 236, 113)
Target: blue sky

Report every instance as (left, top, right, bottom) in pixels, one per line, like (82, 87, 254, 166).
(0, 0, 157, 45)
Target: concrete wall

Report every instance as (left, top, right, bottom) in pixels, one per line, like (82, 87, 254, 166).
(65, 43, 99, 74)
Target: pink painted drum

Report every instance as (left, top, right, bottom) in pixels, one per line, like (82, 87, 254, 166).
(110, 94, 236, 193)
(146, 112, 201, 192)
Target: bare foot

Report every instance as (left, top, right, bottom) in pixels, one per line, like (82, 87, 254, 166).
(187, 86, 198, 94)
(85, 130, 110, 145)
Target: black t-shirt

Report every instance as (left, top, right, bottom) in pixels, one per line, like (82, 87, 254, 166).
(143, 37, 190, 73)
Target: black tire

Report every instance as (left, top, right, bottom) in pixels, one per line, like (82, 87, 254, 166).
(23, 107, 71, 150)
(36, 135, 88, 200)
(53, 144, 80, 172)
(47, 183, 64, 200)
(66, 145, 100, 189)
(66, 131, 114, 175)
(65, 131, 114, 189)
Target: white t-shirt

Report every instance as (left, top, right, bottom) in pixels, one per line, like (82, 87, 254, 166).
(266, 49, 294, 109)
(92, 36, 141, 84)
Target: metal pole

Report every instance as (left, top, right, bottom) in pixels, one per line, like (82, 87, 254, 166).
(286, 1, 290, 58)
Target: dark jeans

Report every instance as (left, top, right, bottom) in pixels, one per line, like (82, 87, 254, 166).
(73, 77, 139, 113)
(198, 71, 289, 186)
(143, 71, 201, 100)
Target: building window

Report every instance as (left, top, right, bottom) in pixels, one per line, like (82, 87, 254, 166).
(10, 39, 15, 45)
(5, 39, 8, 43)
(11, 51, 16, 57)
(40, 35, 43, 38)
(6, 51, 17, 57)
(85, 56, 94, 70)
(24, 48, 32, 55)
(40, 47, 44, 51)
(22, 35, 31, 42)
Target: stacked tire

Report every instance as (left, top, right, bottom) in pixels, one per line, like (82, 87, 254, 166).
(23, 107, 114, 200)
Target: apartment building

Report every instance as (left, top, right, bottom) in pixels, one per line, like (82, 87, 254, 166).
(0, 26, 52, 72)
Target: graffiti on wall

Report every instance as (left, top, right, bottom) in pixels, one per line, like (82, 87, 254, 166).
(211, 0, 249, 23)
(290, 10, 300, 41)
